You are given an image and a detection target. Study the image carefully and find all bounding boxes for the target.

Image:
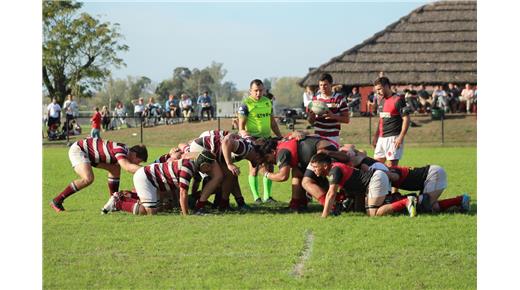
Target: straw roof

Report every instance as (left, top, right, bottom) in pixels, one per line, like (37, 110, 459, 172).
(299, 1, 477, 87)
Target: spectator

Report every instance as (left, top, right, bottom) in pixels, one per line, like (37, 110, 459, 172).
(180, 93, 193, 122)
(347, 87, 361, 115)
(446, 83, 461, 113)
(101, 106, 111, 131)
(90, 106, 102, 138)
(432, 85, 448, 112)
(265, 90, 277, 116)
(404, 87, 420, 113)
(62, 94, 79, 126)
(417, 85, 432, 113)
(197, 91, 214, 121)
(302, 85, 314, 111)
(144, 96, 162, 126)
(47, 97, 61, 135)
(366, 91, 378, 116)
(113, 101, 127, 129)
(460, 83, 475, 114)
(164, 94, 178, 124)
(132, 97, 145, 127)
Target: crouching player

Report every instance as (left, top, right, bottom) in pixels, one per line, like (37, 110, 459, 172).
(308, 153, 417, 217)
(102, 150, 216, 215)
(262, 136, 348, 211)
(376, 164, 471, 215)
(50, 137, 148, 212)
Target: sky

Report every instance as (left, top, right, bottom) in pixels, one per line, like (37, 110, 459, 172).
(80, 1, 428, 90)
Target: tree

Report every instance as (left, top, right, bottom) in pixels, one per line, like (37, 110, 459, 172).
(42, 0, 128, 104)
(270, 77, 304, 108)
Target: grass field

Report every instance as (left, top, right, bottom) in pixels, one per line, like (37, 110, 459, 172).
(43, 144, 477, 289)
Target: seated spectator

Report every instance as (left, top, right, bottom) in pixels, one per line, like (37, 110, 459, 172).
(131, 97, 145, 127)
(366, 91, 378, 116)
(164, 94, 179, 124)
(180, 93, 193, 122)
(347, 87, 361, 114)
(460, 83, 475, 114)
(432, 85, 448, 112)
(446, 83, 461, 113)
(404, 88, 420, 113)
(197, 91, 214, 121)
(417, 85, 432, 114)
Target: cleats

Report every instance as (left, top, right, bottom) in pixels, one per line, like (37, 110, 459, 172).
(461, 193, 471, 213)
(264, 197, 277, 203)
(101, 192, 120, 214)
(406, 196, 417, 217)
(237, 204, 251, 211)
(254, 198, 262, 205)
(50, 200, 65, 212)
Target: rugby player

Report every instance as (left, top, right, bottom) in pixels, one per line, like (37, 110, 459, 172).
(102, 151, 216, 215)
(307, 153, 417, 218)
(50, 137, 148, 212)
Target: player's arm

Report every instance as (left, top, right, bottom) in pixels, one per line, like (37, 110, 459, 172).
(395, 102, 411, 149)
(265, 165, 290, 182)
(238, 104, 248, 137)
(179, 187, 189, 215)
(301, 176, 326, 198)
(222, 135, 240, 175)
(372, 120, 380, 148)
(118, 158, 141, 174)
(270, 115, 283, 138)
(321, 184, 339, 218)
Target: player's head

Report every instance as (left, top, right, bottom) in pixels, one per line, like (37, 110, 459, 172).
(258, 138, 279, 165)
(195, 150, 216, 174)
(310, 153, 333, 177)
(129, 144, 148, 164)
(249, 79, 265, 99)
(374, 76, 392, 98)
(318, 73, 333, 96)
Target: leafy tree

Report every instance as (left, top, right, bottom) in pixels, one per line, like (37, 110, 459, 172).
(270, 77, 304, 108)
(42, 0, 128, 104)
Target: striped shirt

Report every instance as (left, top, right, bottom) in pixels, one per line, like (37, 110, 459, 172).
(76, 137, 129, 165)
(312, 92, 349, 138)
(143, 159, 196, 192)
(153, 153, 171, 164)
(193, 134, 254, 162)
(199, 130, 230, 139)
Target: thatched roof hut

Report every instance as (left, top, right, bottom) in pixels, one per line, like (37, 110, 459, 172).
(299, 1, 477, 87)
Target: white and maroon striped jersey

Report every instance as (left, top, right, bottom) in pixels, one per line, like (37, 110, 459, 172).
(199, 130, 230, 139)
(231, 138, 255, 162)
(192, 133, 225, 156)
(311, 92, 349, 138)
(143, 159, 196, 192)
(76, 137, 129, 165)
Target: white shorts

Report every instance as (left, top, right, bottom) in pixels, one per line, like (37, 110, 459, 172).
(367, 170, 391, 199)
(68, 143, 90, 168)
(374, 135, 404, 161)
(133, 167, 158, 208)
(423, 165, 447, 193)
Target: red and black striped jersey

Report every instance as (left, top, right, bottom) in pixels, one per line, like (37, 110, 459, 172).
(389, 165, 430, 191)
(76, 137, 129, 165)
(311, 92, 348, 138)
(143, 159, 196, 192)
(377, 94, 409, 137)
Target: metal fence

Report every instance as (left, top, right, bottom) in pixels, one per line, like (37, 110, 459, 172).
(42, 112, 477, 148)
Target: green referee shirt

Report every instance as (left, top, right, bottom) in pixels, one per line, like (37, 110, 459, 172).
(238, 96, 273, 138)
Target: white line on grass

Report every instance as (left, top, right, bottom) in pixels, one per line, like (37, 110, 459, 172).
(291, 229, 314, 278)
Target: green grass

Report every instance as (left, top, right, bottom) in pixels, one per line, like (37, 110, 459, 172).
(43, 146, 476, 289)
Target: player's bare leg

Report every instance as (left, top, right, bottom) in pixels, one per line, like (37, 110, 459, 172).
(97, 163, 121, 196)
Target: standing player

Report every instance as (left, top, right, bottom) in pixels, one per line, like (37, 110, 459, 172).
(372, 76, 411, 166)
(102, 151, 216, 215)
(50, 137, 148, 212)
(238, 79, 282, 203)
(307, 73, 350, 145)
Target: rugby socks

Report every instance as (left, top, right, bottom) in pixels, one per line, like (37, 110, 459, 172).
(117, 197, 139, 214)
(235, 196, 246, 207)
(53, 182, 78, 204)
(248, 175, 260, 200)
(318, 195, 326, 206)
(438, 196, 463, 211)
(263, 177, 272, 200)
(108, 177, 120, 196)
(390, 198, 409, 212)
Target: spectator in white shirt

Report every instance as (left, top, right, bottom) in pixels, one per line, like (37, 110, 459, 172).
(62, 94, 79, 123)
(460, 83, 475, 114)
(47, 97, 61, 129)
(180, 93, 193, 121)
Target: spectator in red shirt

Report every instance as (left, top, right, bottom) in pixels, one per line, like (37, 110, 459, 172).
(91, 106, 102, 138)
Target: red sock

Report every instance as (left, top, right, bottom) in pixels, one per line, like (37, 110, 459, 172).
(390, 198, 408, 212)
(53, 182, 78, 203)
(108, 178, 120, 196)
(118, 197, 139, 214)
(438, 196, 463, 211)
(318, 195, 326, 206)
(196, 200, 207, 209)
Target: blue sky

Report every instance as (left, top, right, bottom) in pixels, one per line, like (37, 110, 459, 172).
(81, 1, 428, 90)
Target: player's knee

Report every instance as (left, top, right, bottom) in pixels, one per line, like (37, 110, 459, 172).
(82, 175, 95, 186)
(139, 201, 159, 215)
